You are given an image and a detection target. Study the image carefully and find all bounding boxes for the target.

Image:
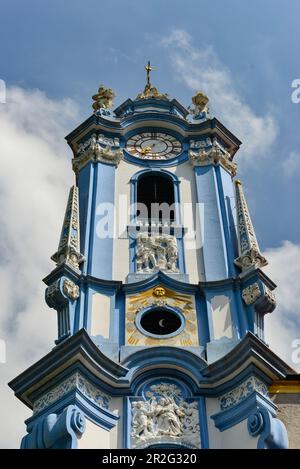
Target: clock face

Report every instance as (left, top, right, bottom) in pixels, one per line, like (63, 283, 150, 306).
(126, 132, 182, 160)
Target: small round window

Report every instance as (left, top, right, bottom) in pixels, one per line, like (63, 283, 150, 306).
(136, 307, 184, 338)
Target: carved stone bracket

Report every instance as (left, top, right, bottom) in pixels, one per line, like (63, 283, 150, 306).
(46, 277, 80, 342)
(46, 279, 68, 309)
(188, 139, 237, 176)
(21, 405, 86, 449)
(255, 287, 276, 314)
(247, 408, 289, 449)
(46, 277, 79, 309)
(241, 283, 276, 314)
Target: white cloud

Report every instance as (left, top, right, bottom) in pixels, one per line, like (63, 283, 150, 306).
(282, 151, 300, 177)
(0, 87, 79, 448)
(264, 241, 300, 371)
(161, 29, 278, 165)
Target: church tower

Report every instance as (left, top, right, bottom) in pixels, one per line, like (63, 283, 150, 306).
(9, 65, 296, 449)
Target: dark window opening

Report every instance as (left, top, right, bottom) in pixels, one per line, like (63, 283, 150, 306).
(140, 308, 182, 336)
(137, 174, 175, 222)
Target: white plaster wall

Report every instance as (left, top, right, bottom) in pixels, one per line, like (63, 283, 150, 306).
(210, 295, 233, 340)
(205, 397, 259, 449)
(221, 419, 258, 449)
(91, 293, 111, 338)
(78, 419, 110, 449)
(110, 397, 124, 449)
(112, 159, 204, 283)
(113, 159, 134, 282)
(78, 397, 123, 449)
(205, 397, 222, 449)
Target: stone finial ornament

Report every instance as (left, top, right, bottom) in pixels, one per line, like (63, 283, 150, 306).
(234, 180, 268, 272)
(92, 84, 115, 111)
(51, 186, 85, 270)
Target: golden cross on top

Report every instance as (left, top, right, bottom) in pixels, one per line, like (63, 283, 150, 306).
(145, 60, 156, 88)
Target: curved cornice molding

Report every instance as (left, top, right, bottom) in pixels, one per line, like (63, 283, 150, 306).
(9, 330, 296, 413)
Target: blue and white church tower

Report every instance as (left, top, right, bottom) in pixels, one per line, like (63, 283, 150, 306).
(10, 67, 296, 449)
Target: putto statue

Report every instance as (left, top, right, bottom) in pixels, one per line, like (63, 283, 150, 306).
(92, 84, 115, 112)
(188, 90, 209, 119)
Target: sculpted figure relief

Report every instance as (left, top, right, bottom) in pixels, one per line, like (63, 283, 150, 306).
(155, 397, 185, 437)
(136, 234, 179, 273)
(74, 133, 123, 171)
(131, 383, 200, 448)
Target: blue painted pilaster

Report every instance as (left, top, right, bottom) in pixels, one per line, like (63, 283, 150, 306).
(194, 166, 228, 281)
(78, 162, 116, 280)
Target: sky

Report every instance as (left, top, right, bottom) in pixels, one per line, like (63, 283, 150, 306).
(0, 0, 300, 448)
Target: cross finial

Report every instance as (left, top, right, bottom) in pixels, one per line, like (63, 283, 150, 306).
(145, 60, 156, 89)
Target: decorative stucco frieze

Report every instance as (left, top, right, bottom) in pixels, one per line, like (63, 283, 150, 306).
(63, 279, 80, 301)
(136, 233, 179, 273)
(33, 372, 111, 414)
(189, 137, 212, 149)
(131, 382, 200, 449)
(241, 283, 276, 313)
(188, 139, 237, 176)
(242, 283, 261, 305)
(73, 133, 123, 173)
(219, 376, 268, 411)
(234, 180, 268, 272)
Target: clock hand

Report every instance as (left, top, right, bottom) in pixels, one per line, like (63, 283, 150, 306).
(140, 143, 155, 155)
(140, 145, 151, 155)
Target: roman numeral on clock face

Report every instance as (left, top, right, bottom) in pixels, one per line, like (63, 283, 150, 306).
(126, 132, 182, 160)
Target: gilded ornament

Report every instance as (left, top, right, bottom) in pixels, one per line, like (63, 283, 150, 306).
(153, 286, 166, 297)
(92, 84, 115, 111)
